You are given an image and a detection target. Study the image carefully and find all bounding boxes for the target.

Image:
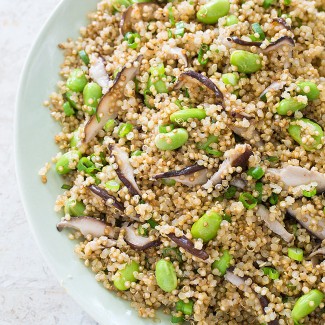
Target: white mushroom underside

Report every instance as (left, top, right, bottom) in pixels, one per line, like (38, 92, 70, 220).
(256, 205, 294, 243)
(267, 165, 325, 192)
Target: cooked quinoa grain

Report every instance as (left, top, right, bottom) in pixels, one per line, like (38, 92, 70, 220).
(45, 0, 325, 324)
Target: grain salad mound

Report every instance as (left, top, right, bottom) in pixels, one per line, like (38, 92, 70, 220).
(44, 0, 325, 323)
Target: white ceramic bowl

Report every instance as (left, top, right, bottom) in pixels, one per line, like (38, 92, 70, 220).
(15, 0, 167, 324)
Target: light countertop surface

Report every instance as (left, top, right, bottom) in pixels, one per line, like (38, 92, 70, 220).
(0, 1, 97, 324)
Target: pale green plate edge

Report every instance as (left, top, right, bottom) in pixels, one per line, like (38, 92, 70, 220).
(14, 0, 166, 324)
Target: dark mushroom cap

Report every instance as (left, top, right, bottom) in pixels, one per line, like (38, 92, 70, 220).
(109, 144, 142, 197)
(227, 36, 294, 53)
(153, 164, 205, 179)
(124, 224, 161, 250)
(88, 185, 124, 212)
(84, 55, 143, 143)
(174, 71, 224, 104)
(57, 216, 115, 239)
(167, 233, 209, 260)
(272, 18, 292, 30)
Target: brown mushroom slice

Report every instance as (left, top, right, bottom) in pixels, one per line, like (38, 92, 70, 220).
(227, 36, 262, 48)
(225, 269, 279, 325)
(162, 44, 188, 67)
(287, 202, 325, 240)
(256, 205, 294, 243)
(57, 216, 115, 239)
(110, 144, 142, 197)
(167, 233, 209, 260)
(120, 3, 160, 35)
(89, 54, 110, 93)
(88, 185, 124, 212)
(267, 165, 325, 193)
(202, 144, 253, 189)
(84, 55, 143, 143)
(227, 36, 294, 53)
(124, 224, 161, 250)
(153, 164, 209, 187)
(174, 71, 224, 104)
(309, 247, 325, 258)
(259, 81, 286, 100)
(272, 18, 292, 31)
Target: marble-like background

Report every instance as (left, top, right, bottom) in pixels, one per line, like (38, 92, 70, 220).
(0, 1, 97, 324)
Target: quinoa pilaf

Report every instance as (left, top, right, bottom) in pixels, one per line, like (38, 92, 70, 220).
(43, 0, 325, 323)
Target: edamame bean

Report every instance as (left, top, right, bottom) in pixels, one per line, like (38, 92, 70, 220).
(222, 73, 239, 86)
(83, 82, 102, 111)
(55, 150, 81, 175)
(66, 68, 88, 92)
(155, 259, 178, 292)
(155, 128, 189, 151)
(170, 109, 207, 123)
(230, 50, 262, 74)
(296, 81, 320, 100)
(212, 250, 232, 275)
(277, 98, 307, 115)
(197, 0, 230, 24)
(291, 289, 324, 322)
(225, 15, 238, 26)
(191, 211, 223, 242)
(64, 198, 86, 217)
(288, 118, 324, 151)
(113, 260, 139, 291)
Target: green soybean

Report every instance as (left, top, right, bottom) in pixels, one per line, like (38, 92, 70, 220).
(225, 15, 238, 26)
(55, 150, 81, 175)
(66, 68, 88, 92)
(191, 211, 223, 243)
(222, 73, 239, 86)
(170, 109, 207, 123)
(296, 81, 320, 100)
(155, 128, 188, 151)
(197, 0, 230, 24)
(64, 198, 86, 217)
(291, 289, 324, 322)
(230, 50, 262, 74)
(155, 259, 178, 292)
(288, 118, 324, 151)
(212, 250, 232, 275)
(277, 98, 307, 115)
(113, 260, 139, 291)
(83, 82, 102, 110)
